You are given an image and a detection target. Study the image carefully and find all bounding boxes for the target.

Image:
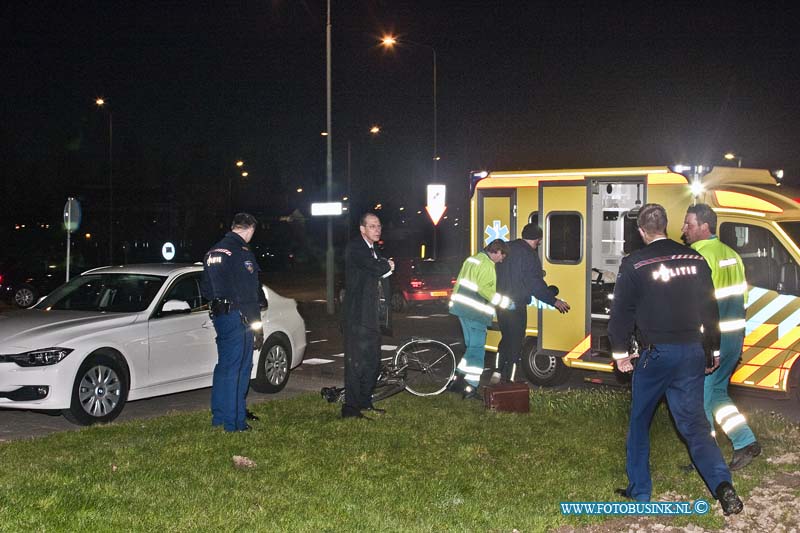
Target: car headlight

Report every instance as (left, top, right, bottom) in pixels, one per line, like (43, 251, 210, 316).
(10, 347, 73, 367)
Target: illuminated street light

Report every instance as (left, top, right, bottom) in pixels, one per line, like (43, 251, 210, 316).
(380, 35, 439, 179)
(228, 160, 246, 216)
(95, 97, 113, 263)
(370, 125, 381, 134)
(297, 187, 303, 193)
(724, 152, 742, 167)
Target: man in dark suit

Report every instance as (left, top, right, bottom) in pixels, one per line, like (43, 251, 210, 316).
(341, 212, 395, 418)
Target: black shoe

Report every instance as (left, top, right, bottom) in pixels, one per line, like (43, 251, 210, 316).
(715, 481, 743, 516)
(462, 386, 481, 401)
(614, 488, 632, 500)
(341, 405, 371, 420)
(446, 375, 466, 394)
(364, 405, 387, 414)
(246, 410, 260, 421)
(729, 441, 762, 471)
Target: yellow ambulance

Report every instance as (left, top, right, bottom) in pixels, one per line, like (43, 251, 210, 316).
(471, 165, 800, 400)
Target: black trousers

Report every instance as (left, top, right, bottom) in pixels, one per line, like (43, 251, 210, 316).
(343, 323, 381, 411)
(497, 306, 527, 379)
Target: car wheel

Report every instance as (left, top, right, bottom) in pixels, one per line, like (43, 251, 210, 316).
(13, 284, 38, 308)
(521, 337, 570, 386)
(251, 336, 291, 393)
(391, 292, 408, 313)
(62, 354, 128, 426)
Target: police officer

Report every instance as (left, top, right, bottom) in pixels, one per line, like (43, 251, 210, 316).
(683, 203, 760, 470)
(449, 239, 509, 399)
(201, 213, 264, 432)
(608, 203, 743, 515)
(495, 224, 570, 383)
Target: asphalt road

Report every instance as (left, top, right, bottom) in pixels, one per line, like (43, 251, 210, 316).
(2, 272, 798, 441)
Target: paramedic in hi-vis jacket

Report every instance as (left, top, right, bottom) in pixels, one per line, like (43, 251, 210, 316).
(608, 203, 743, 516)
(682, 203, 761, 471)
(448, 239, 509, 400)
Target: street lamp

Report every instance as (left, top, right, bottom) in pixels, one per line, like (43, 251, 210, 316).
(95, 98, 113, 263)
(228, 160, 245, 216)
(345, 125, 382, 238)
(724, 152, 743, 167)
(324, 0, 334, 315)
(380, 35, 438, 180)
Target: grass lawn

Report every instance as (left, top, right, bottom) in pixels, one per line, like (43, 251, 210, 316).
(1, 388, 798, 532)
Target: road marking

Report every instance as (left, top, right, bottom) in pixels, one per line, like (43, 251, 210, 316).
(311, 299, 328, 303)
(430, 313, 449, 317)
(302, 358, 335, 365)
(407, 316, 427, 319)
(381, 345, 397, 351)
(308, 339, 328, 344)
(329, 352, 345, 358)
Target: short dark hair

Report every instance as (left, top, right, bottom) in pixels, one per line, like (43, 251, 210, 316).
(637, 203, 668, 235)
(521, 223, 543, 240)
(231, 212, 258, 230)
(360, 212, 379, 227)
(485, 239, 509, 255)
(687, 203, 717, 234)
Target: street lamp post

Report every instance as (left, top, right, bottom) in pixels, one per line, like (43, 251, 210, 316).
(380, 36, 438, 180)
(95, 98, 113, 263)
(228, 160, 245, 216)
(325, 0, 335, 315)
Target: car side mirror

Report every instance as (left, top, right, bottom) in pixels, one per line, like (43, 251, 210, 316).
(162, 299, 191, 314)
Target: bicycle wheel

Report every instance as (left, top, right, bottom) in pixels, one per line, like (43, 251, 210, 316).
(394, 338, 456, 396)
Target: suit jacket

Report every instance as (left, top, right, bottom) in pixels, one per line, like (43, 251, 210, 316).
(343, 236, 392, 332)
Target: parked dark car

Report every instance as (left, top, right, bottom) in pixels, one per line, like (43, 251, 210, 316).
(389, 258, 458, 312)
(335, 257, 458, 313)
(0, 264, 66, 308)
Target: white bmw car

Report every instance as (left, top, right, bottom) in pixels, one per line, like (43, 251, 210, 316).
(0, 264, 306, 425)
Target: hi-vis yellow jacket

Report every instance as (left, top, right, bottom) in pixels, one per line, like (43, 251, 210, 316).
(449, 251, 509, 325)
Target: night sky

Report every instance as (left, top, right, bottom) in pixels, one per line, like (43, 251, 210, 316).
(2, 1, 799, 263)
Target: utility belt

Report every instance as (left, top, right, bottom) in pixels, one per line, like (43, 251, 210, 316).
(209, 298, 238, 317)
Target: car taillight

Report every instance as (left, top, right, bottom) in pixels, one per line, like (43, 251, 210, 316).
(0, 274, 3, 284)
(410, 278, 424, 288)
(450, 278, 456, 286)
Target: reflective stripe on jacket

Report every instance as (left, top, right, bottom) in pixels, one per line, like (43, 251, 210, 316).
(691, 236, 746, 332)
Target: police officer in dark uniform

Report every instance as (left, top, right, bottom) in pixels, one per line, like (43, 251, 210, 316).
(201, 213, 264, 432)
(608, 203, 743, 515)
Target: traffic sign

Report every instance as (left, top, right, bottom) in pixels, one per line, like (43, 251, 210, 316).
(311, 202, 343, 216)
(161, 242, 176, 261)
(425, 184, 446, 226)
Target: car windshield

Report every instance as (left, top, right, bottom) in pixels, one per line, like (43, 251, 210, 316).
(415, 261, 456, 276)
(34, 273, 167, 312)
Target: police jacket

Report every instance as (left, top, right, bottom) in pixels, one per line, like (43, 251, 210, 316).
(608, 238, 720, 357)
(691, 236, 747, 334)
(200, 231, 262, 323)
(343, 236, 392, 332)
(495, 239, 557, 308)
(449, 251, 508, 326)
